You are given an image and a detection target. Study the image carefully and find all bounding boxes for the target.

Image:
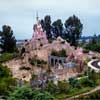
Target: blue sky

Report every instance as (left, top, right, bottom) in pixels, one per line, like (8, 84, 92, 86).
(0, 0, 100, 39)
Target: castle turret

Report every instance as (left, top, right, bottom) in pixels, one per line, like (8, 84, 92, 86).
(31, 13, 48, 49)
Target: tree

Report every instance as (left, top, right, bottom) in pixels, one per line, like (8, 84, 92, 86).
(80, 77, 94, 87)
(8, 86, 34, 100)
(0, 64, 11, 78)
(88, 69, 97, 83)
(69, 77, 81, 88)
(0, 64, 16, 97)
(91, 34, 97, 44)
(52, 19, 63, 38)
(58, 80, 69, 93)
(0, 25, 16, 53)
(40, 19, 45, 31)
(44, 15, 52, 39)
(64, 15, 83, 47)
(45, 81, 57, 94)
(9, 86, 54, 100)
(84, 34, 100, 52)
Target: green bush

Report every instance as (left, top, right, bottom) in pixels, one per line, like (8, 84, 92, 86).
(69, 77, 81, 88)
(80, 77, 94, 87)
(48, 38, 53, 43)
(29, 57, 47, 67)
(19, 66, 31, 70)
(83, 49, 89, 53)
(58, 80, 70, 93)
(51, 49, 67, 57)
(8, 86, 54, 100)
(0, 53, 18, 63)
(0, 64, 16, 96)
(84, 40, 100, 52)
(0, 64, 11, 78)
(45, 81, 58, 94)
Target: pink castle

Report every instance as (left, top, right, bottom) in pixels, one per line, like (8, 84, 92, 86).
(31, 13, 48, 49)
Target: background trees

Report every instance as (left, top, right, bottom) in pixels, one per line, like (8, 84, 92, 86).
(52, 19, 63, 38)
(41, 15, 52, 39)
(0, 25, 16, 53)
(0, 64, 16, 97)
(8, 86, 54, 100)
(64, 15, 83, 47)
(84, 34, 100, 52)
(40, 15, 83, 47)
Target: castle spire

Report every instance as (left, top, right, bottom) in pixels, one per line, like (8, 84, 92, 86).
(36, 11, 39, 22)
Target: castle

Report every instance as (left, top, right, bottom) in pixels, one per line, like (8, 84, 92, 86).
(31, 13, 48, 49)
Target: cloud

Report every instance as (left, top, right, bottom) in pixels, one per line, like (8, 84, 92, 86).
(0, 0, 100, 39)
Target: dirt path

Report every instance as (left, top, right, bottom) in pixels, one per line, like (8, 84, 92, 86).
(66, 86, 100, 100)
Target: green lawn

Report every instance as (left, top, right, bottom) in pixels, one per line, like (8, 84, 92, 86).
(0, 53, 17, 63)
(54, 87, 94, 100)
(54, 75, 100, 100)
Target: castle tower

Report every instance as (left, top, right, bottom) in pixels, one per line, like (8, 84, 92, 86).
(36, 11, 39, 22)
(31, 13, 48, 49)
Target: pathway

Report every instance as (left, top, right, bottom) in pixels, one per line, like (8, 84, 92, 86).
(66, 85, 100, 100)
(88, 59, 100, 72)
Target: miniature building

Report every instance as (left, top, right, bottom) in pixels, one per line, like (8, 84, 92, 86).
(31, 13, 48, 49)
(48, 55, 66, 67)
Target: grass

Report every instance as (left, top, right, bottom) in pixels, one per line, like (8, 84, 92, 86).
(77, 90, 100, 99)
(96, 79, 100, 85)
(54, 87, 94, 100)
(29, 57, 47, 67)
(0, 53, 17, 63)
(54, 76, 100, 100)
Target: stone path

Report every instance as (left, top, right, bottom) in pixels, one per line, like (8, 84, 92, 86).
(66, 85, 100, 100)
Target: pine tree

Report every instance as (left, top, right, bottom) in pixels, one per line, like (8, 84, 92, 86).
(0, 25, 16, 53)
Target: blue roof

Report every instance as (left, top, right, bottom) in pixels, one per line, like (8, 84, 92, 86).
(63, 62, 76, 68)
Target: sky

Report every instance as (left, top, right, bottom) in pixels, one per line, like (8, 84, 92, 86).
(0, 0, 100, 39)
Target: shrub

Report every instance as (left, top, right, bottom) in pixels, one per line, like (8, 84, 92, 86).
(58, 80, 70, 93)
(68, 77, 81, 88)
(0, 53, 18, 63)
(0, 64, 16, 96)
(8, 86, 34, 100)
(80, 77, 94, 87)
(84, 40, 100, 53)
(45, 81, 58, 94)
(19, 66, 31, 70)
(51, 49, 58, 56)
(29, 57, 47, 67)
(51, 49, 67, 57)
(83, 49, 89, 53)
(8, 86, 54, 100)
(0, 64, 11, 78)
(59, 49, 67, 57)
(48, 38, 53, 43)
